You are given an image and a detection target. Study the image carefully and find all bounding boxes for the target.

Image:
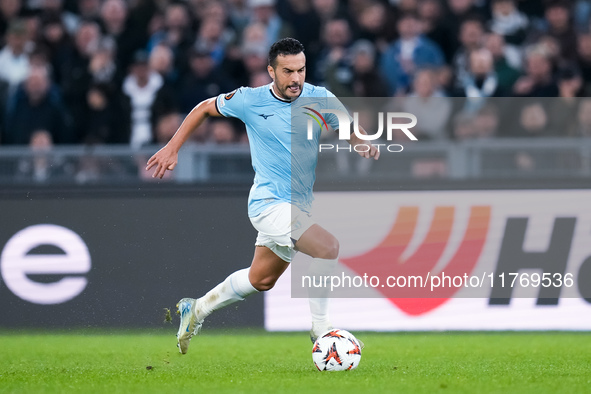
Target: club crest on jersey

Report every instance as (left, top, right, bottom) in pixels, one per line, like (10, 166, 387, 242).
(224, 90, 237, 100)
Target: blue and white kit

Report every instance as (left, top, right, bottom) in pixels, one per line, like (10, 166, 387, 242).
(215, 82, 347, 261)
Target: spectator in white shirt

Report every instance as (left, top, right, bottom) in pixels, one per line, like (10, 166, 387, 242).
(0, 19, 31, 90)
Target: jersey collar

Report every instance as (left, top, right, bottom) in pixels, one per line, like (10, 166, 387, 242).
(269, 82, 296, 103)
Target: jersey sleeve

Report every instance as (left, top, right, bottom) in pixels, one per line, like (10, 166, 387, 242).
(215, 88, 247, 120)
(325, 89, 353, 131)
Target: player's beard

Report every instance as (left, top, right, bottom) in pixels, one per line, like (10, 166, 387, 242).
(279, 82, 302, 101)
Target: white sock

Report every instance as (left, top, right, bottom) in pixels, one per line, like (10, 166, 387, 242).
(194, 268, 258, 322)
(308, 258, 338, 334)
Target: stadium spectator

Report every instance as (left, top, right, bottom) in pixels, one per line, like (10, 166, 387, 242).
(203, 0, 229, 26)
(537, 33, 562, 62)
(354, 1, 396, 47)
(0, 0, 589, 152)
(278, 0, 320, 55)
(452, 48, 506, 97)
(511, 101, 553, 137)
(76, 0, 101, 21)
(451, 17, 486, 90)
(574, 0, 591, 31)
(513, 45, 559, 97)
(0, 19, 31, 90)
(248, 0, 290, 48)
(100, 0, 147, 73)
(227, 0, 251, 37)
(488, 0, 529, 46)
(558, 65, 584, 97)
(61, 20, 101, 103)
(484, 33, 521, 92)
(544, 66, 583, 136)
(0, 0, 24, 43)
(314, 18, 352, 89)
(38, 13, 74, 86)
(311, 0, 340, 23)
(419, 0, 456, 62)
(527, 0, 578, 62)
(544, 0, 578, 61)
(380, 11, 444, 95)
(472, 103, 500, 139)
(15, 129, 58, 182)
(147, 2, 193, 75)
(178, 45, 232, 114)
(149, 43, 177, 86)
(124, 0, 158, 45)
(452, 102, 502, 141)
(349, 39, 389, 97)
(73, 82, 130, 144)
(447, 0, 485, 20)
(402, 68, 451, 140)
(87, 38, 117, 83)
(241, 41, 270, 82)
(39, 0, 79, 34)
(443, 0, 487, 55)
(394, 0, 419, 13)
(194, 16, 231, 66)
(24, 129, 53, 180)
(122, 49, 176, 148)
(63, 35, 118, 118)
(4, 66, 73, 144)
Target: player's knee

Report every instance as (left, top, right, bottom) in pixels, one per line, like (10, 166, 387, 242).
(251, 276, 278, 291)
(320, 238, 339, 260)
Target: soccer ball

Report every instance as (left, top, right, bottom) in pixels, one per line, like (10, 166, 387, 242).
(312, 329, 362, 371)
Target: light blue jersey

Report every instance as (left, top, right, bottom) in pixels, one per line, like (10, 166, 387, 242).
(215, 82, 344, 217)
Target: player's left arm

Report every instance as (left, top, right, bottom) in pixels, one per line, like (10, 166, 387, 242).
(344, 126, 380, 160)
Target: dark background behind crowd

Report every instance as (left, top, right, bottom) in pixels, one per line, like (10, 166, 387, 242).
(1, 0, 591, 151)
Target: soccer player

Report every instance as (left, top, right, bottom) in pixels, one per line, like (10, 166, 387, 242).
(146, 38, 379, 354)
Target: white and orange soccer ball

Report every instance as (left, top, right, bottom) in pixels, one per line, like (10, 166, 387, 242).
(312, 329, 362, 371)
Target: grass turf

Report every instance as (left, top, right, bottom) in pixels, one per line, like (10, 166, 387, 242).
(0, 330, 590, 394)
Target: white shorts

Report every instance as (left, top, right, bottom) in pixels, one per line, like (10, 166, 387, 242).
(250, 202, 315, 263)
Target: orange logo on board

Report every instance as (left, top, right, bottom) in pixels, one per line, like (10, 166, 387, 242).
(341, 206, 491, 315)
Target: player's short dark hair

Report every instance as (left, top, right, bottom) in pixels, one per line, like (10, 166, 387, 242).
(268, 38, 305, 68)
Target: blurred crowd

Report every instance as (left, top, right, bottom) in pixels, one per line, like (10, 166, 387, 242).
(1, 0, 591, 152)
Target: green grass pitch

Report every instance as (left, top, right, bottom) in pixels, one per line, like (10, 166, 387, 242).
(0, 330, 590, 394)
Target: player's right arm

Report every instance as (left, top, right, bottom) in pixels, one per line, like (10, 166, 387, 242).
(146, 97, 221, 179)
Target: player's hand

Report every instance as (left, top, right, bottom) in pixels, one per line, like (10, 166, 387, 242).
(360, 142, 380, 160)
(352, 140, 380, 160)
(146, 145, 178, 179)
(349, 127, 380, 160)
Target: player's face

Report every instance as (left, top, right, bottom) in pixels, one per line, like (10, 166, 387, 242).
(268, 52, 306, 101)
